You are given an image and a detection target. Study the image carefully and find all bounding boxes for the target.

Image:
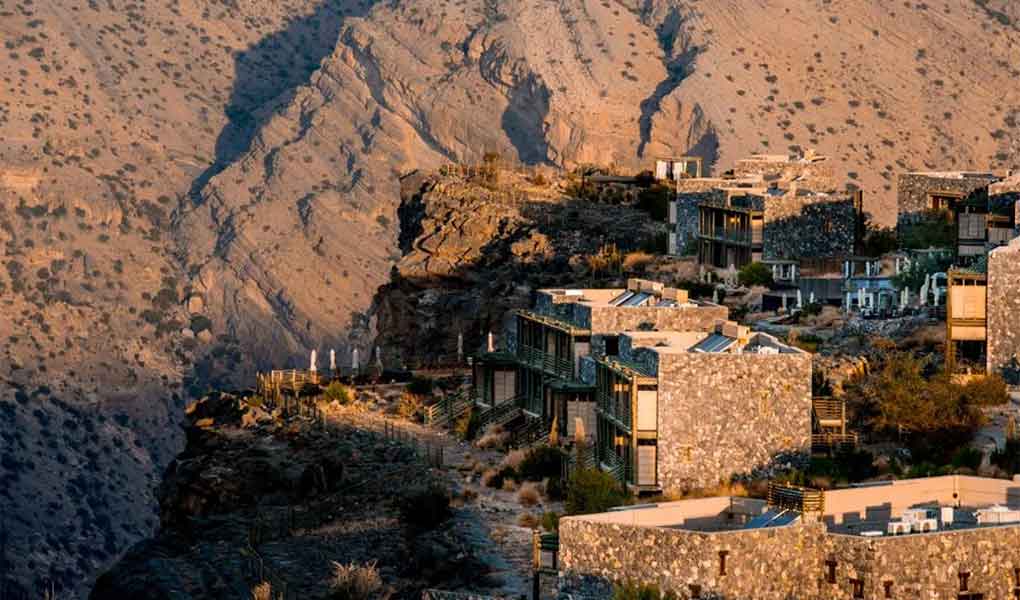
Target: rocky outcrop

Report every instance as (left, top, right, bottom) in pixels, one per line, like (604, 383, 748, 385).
(371, 169, 667, 365)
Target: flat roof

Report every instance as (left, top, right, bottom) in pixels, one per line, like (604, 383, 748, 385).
(904, 171, 998, 179)
(564, 476, 1020, 538)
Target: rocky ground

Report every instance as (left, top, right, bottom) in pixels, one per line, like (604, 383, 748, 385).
(89, 383, 562, 599)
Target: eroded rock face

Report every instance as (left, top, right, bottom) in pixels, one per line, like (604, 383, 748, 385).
(370, 170, 667, 366)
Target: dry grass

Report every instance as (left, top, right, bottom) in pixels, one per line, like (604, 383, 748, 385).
(250, 582, 273, 600)
(622, 251, 653, 273)
(517, 481, 542, 507)
(501, 449, 528, 470)
(331, 561, 384, 600)
(475, 425, 509, 449)
(518, 512, 541, 528)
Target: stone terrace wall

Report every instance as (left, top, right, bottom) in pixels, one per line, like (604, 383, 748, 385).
(763, 194, 856, 261)
(559, 519, 828, 600)
(988, 238, 1020, 382)
(820, 526, 1020, 600)
(583, 305, 729, 336)
(896, 173, 995, 228)
(656, 352, 812, 491)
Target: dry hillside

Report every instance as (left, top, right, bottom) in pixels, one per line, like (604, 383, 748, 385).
(2, 0, 1020, 596)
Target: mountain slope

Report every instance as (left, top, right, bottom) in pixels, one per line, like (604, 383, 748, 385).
(2, 0, 1020, 596)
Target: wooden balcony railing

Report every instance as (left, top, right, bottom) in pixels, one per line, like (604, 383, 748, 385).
(767, 482, 825, 514)
(596, 390, 632, 431)
(517, 345, 574, 379)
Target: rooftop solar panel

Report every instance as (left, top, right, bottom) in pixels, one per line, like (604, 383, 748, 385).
(622, 292, 652, 306)
(690, 334, 737, 353)
(610, 291, 635, 306)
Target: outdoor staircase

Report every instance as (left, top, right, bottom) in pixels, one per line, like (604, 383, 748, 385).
(425, 392, 473, 427)
(508, 415, 550, 449)
(476, 397, 522, 431)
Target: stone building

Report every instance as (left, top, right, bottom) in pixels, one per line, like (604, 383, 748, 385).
(695, 187, 859, 271)
(666, 150, 847, 260)
(472, 279, 728, 443)
(559, 475, 1020, 600)
(896, 171, 1000, 230)
(588, 322, 811, 492)
(987, 237, 1020, 382)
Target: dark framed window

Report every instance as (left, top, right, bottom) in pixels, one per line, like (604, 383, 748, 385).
(825, 560, 837, 584)
(884, 580, 894, 598)
(959, 572, 970, 592)
(850, 578, 864, 599)
(689, 584, 702, 599)
(604, 336, 619, 356)
(718, 550, 729, 576)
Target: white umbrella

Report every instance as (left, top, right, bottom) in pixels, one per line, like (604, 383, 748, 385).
(457, 333, 464, 360)
(809, 291, 816, 305)
(329, 349, 336, 371)
(796, 289, 803, 309)
(487, 332, 494, 352)
(310, 349, 317, 373)
(375, 346, 383, 370)
(352, 348, 360, 372)
(858, 286, 865, 309)
(781, 294, 788, 311)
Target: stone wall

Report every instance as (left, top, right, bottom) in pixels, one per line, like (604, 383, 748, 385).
(584, 305, 729, 336)
(763, 193, 856, 261)
(987, 237, 1020, 382)
(820, 526, 1020, 599)
(655, 351, 812, 491)
(733, 157, 838, 192)
(559, 518, 828, 600)
(896, 173, 996, 228)
(560, 516, 1020, 600)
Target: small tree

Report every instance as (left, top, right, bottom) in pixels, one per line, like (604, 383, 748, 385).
(565, 468, 629, 515)
(323, 382, 353, 405)
(737, 262, 773, 287)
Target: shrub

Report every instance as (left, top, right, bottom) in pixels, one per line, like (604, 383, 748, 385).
(482, 465, 517, 489)
(330, 561, 383, 600)
(323, 382, 353, 405)
(565, 468, 629, 515)
(992, 439, 1020, 474)
(622, 251, 654, 273)
(541, 511, 560, 532)
(453, 406, 480, 441)
(518, 512, 540, 528)
(612, 581, 678, 600)
(406, 376, 434, 396)
(398, 484, 451, 530)
(250, 581, 273, 600)
(951, 447, 983, 471)
(397, 391, 425, 421)
(958, 374, 1009, 406)
(518, 446, 566, 482)
(738, 262, 773, 287)
(900, 212, 956, 249)
(517, 481, 542, 506)
(636, 184, 671, 221)
(475, 425, 509, 449)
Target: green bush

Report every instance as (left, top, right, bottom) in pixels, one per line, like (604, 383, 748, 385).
(737, 262, 773, 287)
(565, 468, 629, 515)
(860, 224, 898, 256)
(323, 382, 353, 405)
(951, 447, 983, 471)
(484, 465, 518, 489)
(636, 185, 671, 221)
(398, 483, 451, 530)
(992, 439, 1020, 474)
(612, 581, 678, 600)
(900, 212, 956, 249)
(541, 511, 560, 532)
(518, 446, 566, 482)
(958, 374, 1009, 406)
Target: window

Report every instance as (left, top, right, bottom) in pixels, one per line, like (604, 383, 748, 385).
(825, 560, 837, 584)
(1013, 567, 1019, 587)
(851, 578, 864, 599)
(604, 336, 619, 356)
(959, 572, 970, 592)
(718, 550, 729, 576)
(689, 584, 702, 599)
(884, 580, 894, 598)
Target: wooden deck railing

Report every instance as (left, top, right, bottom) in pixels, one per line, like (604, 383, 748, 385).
(517, 345, 574, 379)
(596, 390, 632, 432)
(767, 482, 824, 514)
(477, 397, 523, 430)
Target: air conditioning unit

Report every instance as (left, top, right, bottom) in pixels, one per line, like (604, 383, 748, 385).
(941, 506, 954, 526)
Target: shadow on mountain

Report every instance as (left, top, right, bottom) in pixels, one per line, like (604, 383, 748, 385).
(189, 0, 377, 204)
(502, 74, 552, 166)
